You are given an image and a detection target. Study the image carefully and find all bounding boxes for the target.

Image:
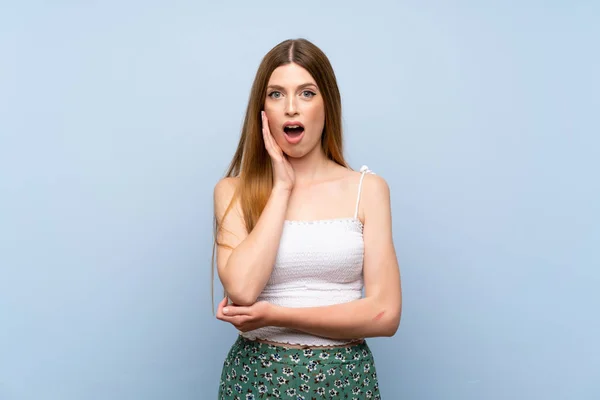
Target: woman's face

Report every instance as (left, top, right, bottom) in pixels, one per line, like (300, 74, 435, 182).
(263, 63, 325, 158)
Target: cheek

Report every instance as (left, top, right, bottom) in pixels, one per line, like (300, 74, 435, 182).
(308, 98, 325, 118)
(306, 103, 325, 131)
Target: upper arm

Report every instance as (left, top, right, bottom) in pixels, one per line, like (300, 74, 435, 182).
(361, 174, 402, 316)
(213, 177, 248, 279)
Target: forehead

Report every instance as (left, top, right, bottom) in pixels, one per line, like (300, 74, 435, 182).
(267, 63, 317, 86)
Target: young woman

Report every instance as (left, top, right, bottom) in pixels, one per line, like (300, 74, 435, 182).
(213, 38, 402, 399)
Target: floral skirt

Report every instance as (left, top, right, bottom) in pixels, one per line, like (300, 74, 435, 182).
(218, 335, 381, 399)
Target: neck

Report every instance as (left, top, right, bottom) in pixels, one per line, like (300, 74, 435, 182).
(288, 145, 331, 185)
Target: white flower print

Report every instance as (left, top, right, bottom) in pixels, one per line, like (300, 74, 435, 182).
(306, 361, 318, 372)
(277, 376, 287, 385)
(258, 383, 267, 394)
(219, 338, 380, 399)
(299, 384, 310, 392)
(299, 373, 310, 382)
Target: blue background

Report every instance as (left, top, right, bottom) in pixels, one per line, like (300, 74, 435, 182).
(1, 1, 598, 399)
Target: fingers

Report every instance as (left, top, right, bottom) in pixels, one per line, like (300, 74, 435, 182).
(261, 111, 271, 137)
(261, 111, 275, 154)
(223, 304, 250, 317)
(220, 296, 228, 307)
(216, 296, 227, 319)
(217, 313, 251, 329)
(261, 111, 282, 160)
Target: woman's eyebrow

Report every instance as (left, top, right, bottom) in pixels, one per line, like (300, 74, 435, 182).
(266, 83, 318, 91)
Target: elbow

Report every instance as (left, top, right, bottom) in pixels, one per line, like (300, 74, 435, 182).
(219, 272, 261, 306)
(228, 292, 257, 307)
(380, 304, 402, 337)
(223, 282, 260, 306)
(383, 315, 400, 337)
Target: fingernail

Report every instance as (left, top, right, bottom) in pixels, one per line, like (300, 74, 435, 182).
(223, 307, 229, 314)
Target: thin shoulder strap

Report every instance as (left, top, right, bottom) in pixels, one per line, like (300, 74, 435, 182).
(354, 165, 374, 219)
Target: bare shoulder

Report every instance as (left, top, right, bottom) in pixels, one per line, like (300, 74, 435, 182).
(213, 176, 240, 221)
(363, 173, 390, 198)
(361, 172, 392, 219)
(214, 176, 239, 198)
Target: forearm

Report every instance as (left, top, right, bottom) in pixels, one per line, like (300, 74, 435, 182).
(221, 186, 290, 305)
(271, 296, 401, 340)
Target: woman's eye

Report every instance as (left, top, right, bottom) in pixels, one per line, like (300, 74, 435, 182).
(302, 90, 316, 98)
(268, 91, 282, 99)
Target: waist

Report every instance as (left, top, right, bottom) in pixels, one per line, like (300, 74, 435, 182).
(240, 326, 363, 348)
(249, 336, 364, 349)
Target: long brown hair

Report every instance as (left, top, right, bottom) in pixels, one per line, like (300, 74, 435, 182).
(211, 38, 349, 312)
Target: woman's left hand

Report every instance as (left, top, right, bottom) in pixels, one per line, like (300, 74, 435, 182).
(216, 296, 276, 332)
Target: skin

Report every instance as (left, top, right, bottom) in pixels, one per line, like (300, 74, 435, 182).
(215, 62, 402, 349)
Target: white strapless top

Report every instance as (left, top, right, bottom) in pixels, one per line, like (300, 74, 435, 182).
(240, 165, 374, 346)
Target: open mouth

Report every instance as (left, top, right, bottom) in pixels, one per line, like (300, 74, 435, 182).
(283, 125, 304, 137)
(283, 122, 305, 144)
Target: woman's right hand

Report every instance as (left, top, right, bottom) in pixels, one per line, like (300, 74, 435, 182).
(262, 111, 295, 192)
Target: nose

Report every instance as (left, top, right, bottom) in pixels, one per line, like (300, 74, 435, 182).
(285, 96, 298, 117)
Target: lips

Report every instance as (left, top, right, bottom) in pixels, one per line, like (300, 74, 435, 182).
(283, 121, 305, 135)
(282, 121, 305, 144)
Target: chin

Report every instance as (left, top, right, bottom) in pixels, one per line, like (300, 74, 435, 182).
(283, 147, 307, 159)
